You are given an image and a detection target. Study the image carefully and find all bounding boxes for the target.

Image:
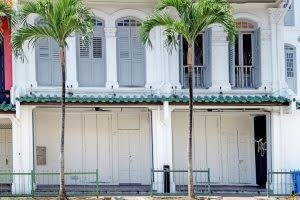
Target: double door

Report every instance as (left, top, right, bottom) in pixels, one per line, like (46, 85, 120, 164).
(0, 129, 12, 183)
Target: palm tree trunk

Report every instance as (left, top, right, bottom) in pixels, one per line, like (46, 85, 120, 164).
(187, 44, 195, 199)
(58, 47, 67, 200)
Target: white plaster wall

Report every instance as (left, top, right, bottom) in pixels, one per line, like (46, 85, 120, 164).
(272, 110, 300, 171)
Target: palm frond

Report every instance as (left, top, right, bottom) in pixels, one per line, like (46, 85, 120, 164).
(11, 25, 55, 59)
(12, 0, 94, 59)
(0, 1, 16, 34)
(139, 12, 183, 48)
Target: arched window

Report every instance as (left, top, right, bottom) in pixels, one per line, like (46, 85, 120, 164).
(179, 29, 212, 89)
(77, 19, 106, 87)
(117, 18, 145, 87)
(36, 19, 61, 86)
(229, 19, 261, 89)
(285, 44, 297, 93)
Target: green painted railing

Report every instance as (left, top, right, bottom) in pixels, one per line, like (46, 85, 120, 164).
(267, 170, 300, 197)
(150, 169, 211, 196)
(0, 170, 99, 197)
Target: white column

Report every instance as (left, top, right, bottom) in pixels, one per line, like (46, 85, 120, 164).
(151, 102, 175, 193)
(269, 8, 289, 93)
(145, 27, 167, 90)
(260, 28, 273, 91)
(65, 34, 79, 88)
(11, 106, 35, 195)
(26, 16, 38, 88)
(210, 25, 231, 92)
(104, 28, 119, 89)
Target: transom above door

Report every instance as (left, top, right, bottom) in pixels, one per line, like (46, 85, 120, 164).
(117, 18, 146, 87)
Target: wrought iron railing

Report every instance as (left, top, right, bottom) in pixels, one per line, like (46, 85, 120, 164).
(151, 169, 211, 196)
(234, 65, 254, 88)
(182, 65, 207, 89)
(267, 170, 300, 197)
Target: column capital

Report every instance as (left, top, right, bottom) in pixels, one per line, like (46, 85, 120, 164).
(104, 27, 117, 38)
(268, 8, 285, 24)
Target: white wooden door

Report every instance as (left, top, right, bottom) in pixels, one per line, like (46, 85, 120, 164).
(238, 132, 253, 184)
(0, 129, 12, 183)
(117, 131, 140, 184)
(221, 131, 239, 184)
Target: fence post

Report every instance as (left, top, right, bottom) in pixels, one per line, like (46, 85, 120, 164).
(150, 168, 153, 196)
(267, 170, 270, 197)
(207, 169, 211, 195)
(96, 169, 99, 197)
(31, 170, 35, 197)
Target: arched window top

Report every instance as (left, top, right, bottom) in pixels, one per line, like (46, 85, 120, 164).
(93, 18, 104, 27)
(285, 44, 296, 50)
(117, 18, 142, 27)
(236, 19, 257, 30)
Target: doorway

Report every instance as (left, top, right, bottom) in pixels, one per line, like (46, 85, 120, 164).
(254, 115, 267, 187)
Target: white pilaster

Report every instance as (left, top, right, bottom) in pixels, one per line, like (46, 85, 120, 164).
(104, 28, 119, 89)
(269, 8, 289, 93)
(151, 102, 175, 193)
(210, 25, 231, 91)
(65, 34, 79, 88)
(260, 28, 273, 91)
(11, 106, 35, 194)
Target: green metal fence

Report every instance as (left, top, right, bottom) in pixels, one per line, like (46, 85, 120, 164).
(0, 170, 99, 197)
(151, 169, 211, 196)
(267, 170, 300, 197)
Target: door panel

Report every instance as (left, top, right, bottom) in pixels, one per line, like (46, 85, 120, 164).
(0, 129, 12, 183)
(238, 133, 252, 183)
(118, 133, 130, 184)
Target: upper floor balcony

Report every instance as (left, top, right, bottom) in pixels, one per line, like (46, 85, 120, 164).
(14, 0, 297, 99)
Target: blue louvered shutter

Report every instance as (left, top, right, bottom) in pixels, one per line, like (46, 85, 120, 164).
(229, 43, 235, 87)
(118, 26, 132, 87)
(78, 35, 91, 86)
(37, 38, 52, 86)
(51, 40, 61, 86)
(92, 24, 105, 86)
(253, 28, 261, 88)
(78, 20, 105, 87)
(284, 0, 295, 26)
(131, 27, 145, 86)
(204, 28, 212, 88)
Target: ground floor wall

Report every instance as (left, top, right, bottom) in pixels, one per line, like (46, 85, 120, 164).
(172, 111, 256, 185)
(34, 108, 152, 185)
(6, 105, 300, 194)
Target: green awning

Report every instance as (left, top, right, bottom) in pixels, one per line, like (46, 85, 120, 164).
(0, 102, 15, 112)
(17, 94, 291, 106)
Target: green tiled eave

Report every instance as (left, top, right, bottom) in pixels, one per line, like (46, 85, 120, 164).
(17, 94, 291, 106)
(297, 102, 300, 109)
(0, 102, 16, 112)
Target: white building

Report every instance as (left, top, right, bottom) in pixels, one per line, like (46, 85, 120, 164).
(0, 0, 300, 196)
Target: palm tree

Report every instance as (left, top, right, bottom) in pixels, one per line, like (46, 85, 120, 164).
(140, 0, 237, 198)
(11, 0, 94, 199)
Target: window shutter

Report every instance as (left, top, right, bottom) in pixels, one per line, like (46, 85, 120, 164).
(51, 40, 62, 86)
(204, 28, 212, 88)
(284, 0, 295, 26)
(37, 39, 52, 86)
(118, 26, 132, 86)
(229, 43, 235, 87)
(131, 27, 146, 86)
(78, 36, 92, 86)
(253, 28, 261, 88)
(92, 23, 106, 87)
